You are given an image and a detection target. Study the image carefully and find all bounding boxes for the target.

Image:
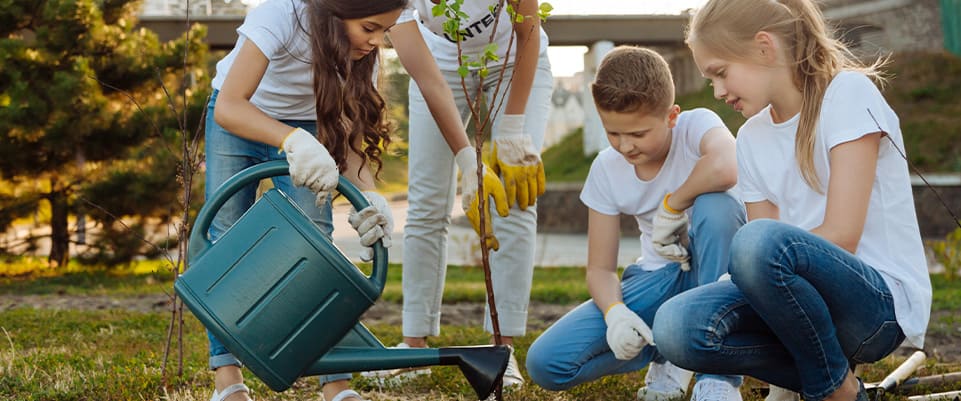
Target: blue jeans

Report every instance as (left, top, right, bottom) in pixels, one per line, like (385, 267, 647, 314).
(203, 90, 347, 385)
(526, 192, 745, 391)
(653, 219, 904, 401)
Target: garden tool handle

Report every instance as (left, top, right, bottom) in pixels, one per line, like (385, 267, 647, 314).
(187, 160, 388, 289)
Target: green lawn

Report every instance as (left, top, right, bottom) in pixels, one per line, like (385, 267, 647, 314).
(1, 262, 960, 400)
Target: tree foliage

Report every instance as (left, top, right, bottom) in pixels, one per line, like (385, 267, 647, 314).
(0, 0, 209, 266)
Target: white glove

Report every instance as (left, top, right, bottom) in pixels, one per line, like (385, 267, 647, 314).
(604, 302, 654, 360)
(348, 191, 393, 262)
(492, 114, 546, 210)
(651, 193, 691, 271)
(281, 127, 339, 207)
(454, 146, 509, 251)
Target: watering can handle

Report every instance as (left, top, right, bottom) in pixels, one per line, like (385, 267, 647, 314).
(187, 160, 388, 289)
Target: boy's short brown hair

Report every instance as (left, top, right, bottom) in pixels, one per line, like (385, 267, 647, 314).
(591, 46, 675, 115)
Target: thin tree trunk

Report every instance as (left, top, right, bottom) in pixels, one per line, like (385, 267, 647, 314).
(48, 179, 70, 268)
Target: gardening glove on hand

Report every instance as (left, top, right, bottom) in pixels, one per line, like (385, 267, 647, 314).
(604, 302, 654, 360)
(455, 146, 509, 251)
(282, 127, 339, 208)
(348, 191, 393, 262)
(651, 193, 691, 271)
(491, 114, 546, 210)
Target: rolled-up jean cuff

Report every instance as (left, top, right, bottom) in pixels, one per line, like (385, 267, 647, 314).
(483, 309, 528, 337)
(209, 353, 243, 370)
(402, 310, 442, 338)
(319, 373, 353, 386)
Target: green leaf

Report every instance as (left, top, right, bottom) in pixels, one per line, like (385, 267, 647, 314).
(457, 65, 469, 78)
(538, 2, 554, 21)
(479, 67, 489, 79)
(515, 13, 525, 23)
(431, 3, 445, 17)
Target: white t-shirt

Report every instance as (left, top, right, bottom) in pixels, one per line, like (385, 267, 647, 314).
(736, 71, 931, 348)
(580, 108, 730, 270)
(212, 0, 315, 120)
(397, 0, 549, 71)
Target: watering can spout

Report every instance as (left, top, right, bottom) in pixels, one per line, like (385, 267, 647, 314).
(308, 344, 509, 400)
(440, 345, 511, 400)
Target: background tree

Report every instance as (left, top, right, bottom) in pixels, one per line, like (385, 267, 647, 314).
(0, 0, 208, 267)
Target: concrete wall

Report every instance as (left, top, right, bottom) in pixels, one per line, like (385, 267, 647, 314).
(825, 0, 944, 55)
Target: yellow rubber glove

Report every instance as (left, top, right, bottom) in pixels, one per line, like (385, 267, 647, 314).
(491, 114, 546, 210)
(455, 146, 510, 251)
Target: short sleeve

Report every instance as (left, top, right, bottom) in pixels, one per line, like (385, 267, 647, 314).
(237, 1, 295, 60)
(819, 72, 893, 150)
(397, 5, 417, 24)
(580, 156, 620, 216)
(736, 131, 766, 203)
(682, 108, 726, 157)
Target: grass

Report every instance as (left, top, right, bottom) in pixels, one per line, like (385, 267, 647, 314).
(1, 259, 961, 400)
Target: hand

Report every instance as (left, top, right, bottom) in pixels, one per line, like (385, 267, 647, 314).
(651, 193, 691, 271)
(348, 191, 393, 261)
(604, 302, 654, 360)
(492, 114, 546, 210)
(282, 127, 339, 207)
(455, 146, 509, 251)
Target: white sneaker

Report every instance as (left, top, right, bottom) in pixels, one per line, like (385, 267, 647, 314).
(359, 343, 431, 384)
(765, 385, 799, 401)
(691, 378, 743, 401)
(502, 347, 524, 389)
(210, 383, 251, 401)
(636, 361, 693, 401)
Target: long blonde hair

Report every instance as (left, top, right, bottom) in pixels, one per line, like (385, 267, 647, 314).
(687, 0, 885, 192)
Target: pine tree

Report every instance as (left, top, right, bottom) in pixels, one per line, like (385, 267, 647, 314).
(0, 0, 208, 267)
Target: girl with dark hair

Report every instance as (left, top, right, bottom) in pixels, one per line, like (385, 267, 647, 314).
(204, 0, 406, 400)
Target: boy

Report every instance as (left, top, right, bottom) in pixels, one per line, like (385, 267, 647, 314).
(525, 46, 745, 401)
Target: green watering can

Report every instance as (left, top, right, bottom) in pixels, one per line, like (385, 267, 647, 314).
(175, 160, 508, 399)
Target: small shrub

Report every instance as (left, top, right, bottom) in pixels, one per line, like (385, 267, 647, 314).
(932, 227, 961, 280)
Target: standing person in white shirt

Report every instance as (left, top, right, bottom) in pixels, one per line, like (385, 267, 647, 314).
(368, 0, 554, 389)
(524, 46, 746, 401)
(654, 2, 932, 401)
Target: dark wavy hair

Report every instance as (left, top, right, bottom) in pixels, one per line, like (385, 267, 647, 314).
(300, 0, 406, 178)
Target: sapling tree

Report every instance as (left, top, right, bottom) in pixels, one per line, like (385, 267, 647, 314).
(433, 0, 551, 398)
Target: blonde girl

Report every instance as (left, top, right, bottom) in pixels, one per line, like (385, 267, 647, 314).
(652, 1, 932, 401)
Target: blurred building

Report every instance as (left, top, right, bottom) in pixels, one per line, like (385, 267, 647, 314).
(136, 0, 954, 155)
(140, 0, 250, 16)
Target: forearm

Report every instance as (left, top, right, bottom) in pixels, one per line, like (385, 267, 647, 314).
(420, 83, 471, 153)
(503, 1, 540, 115)
(810, 225, 858, 254)
(342, 139, 376, 192)
(391, 23, 471, 154)
(668, 154, 737, 211)
(214, 96, 293, 147)
(587, 267, 625, 314)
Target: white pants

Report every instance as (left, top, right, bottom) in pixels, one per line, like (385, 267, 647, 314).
(402, 51, 554, 338)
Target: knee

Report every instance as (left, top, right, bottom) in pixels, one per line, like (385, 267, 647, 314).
(652, 295, 714, 371)
(729, 219, 784, 279)
(652, 296, 691, 367)
(525, 338, 576, 391)
(691, 192, 745, 228)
